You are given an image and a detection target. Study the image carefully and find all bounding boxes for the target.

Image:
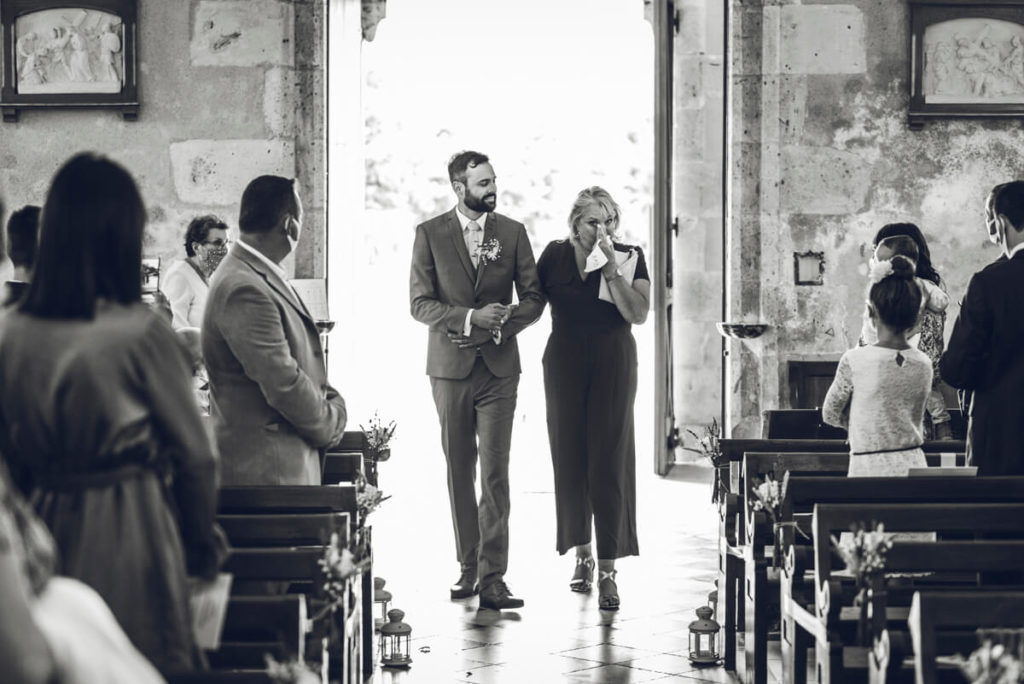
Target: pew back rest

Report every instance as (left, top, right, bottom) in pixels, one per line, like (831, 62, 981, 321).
(909, 591, 1024, 684)
(219, 485, 358, 514)
(218, 512, 351, 547)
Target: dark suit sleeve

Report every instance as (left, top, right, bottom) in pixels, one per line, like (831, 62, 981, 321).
(502, 223, 546, 340)
(410, 223, 472, 333)
(940, 271, 992, 391)
(218, 282, 347, 448)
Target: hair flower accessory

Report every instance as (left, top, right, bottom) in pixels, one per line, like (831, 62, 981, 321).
(868, 258, 894, 285)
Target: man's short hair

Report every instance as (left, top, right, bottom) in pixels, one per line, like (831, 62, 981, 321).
(238, 176, 297, 234)
(993, 180, 1024, 232)
(6, 205, 41, 270)
(447, 151, 490, 186)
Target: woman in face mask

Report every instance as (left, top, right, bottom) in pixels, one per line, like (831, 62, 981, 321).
(161, 214, 230, 331)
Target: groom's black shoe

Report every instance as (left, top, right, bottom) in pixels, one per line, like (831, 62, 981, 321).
(479, 581, 524, 611)
(450, 566, 479, 599)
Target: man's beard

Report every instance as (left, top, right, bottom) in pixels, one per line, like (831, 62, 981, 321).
(464, 190, 496, 213)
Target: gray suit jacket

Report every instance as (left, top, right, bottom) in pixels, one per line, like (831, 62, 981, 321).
(410, 209, 545, 379)
(202, 244, 347, 485)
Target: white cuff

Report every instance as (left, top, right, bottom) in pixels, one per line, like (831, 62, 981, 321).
(492, 329, 502, 346)
(463, 309, 474, 336)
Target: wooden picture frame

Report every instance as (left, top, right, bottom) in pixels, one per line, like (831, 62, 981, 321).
(1, 0, 138, 122)
(909, 0, 1024, 129)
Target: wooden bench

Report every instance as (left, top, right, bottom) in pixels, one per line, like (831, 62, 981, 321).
(209, 595, 308, 669)
(798, 502, 1024, 684)
(906, 590, 1024, 684)
(323, 430, 371, 485)
(726, 451, 964, 682)
(218, 486, 370, 681)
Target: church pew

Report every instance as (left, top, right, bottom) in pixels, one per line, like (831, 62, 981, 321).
(218, 512, 351, 547)
(906, 591, 1024, 684)
(798, 502, 1024, 684)
(207, 595, 308, 669)
(776, 477, 1024, 684)
(218, 487, 369, 680)
(730, 452, 965, 683)
(323, 430, 371, 485)
(761, 409, 966, 441)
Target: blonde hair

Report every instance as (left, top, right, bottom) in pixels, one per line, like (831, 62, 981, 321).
(568, 186, 621, 243)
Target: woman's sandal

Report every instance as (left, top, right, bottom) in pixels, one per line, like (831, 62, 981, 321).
(598, 569, 620, 610)
(569, 556, 595, 593)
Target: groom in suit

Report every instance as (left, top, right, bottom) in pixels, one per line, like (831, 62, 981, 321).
(942, 180, 1024, 476)
(410, 151, 545, 610)
(203, 175, 347, 485)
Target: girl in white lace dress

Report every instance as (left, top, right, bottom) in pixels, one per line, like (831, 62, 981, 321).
(824, 256, 933, 477)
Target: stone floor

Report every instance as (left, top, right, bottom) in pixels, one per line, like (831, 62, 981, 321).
(366, 456, 739, 684)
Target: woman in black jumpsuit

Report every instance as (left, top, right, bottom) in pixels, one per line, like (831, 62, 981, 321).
(537, 187, 650, 610)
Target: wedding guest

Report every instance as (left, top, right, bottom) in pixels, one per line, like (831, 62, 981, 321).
(0, 459, 164, 683)
(3, 204, 40, 307)
(161, 214, 229, 330)
(824, 255, 932, 476)
(537, 187, 649, 610)
(0, 153, 224, 673)
(203, 176, 347, 485)
(941, 180, 1024, 475)
(860, 227, 952, 439)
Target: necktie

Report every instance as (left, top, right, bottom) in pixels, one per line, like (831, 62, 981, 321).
(465, 220, 482, 268)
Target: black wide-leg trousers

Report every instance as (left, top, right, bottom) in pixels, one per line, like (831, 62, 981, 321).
(543, 326, 639, 559)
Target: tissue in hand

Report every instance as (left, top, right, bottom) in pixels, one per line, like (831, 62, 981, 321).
(584, 242, 609, 272)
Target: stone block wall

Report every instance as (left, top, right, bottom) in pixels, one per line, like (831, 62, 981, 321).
(728, 1, 1015, 436)
(0, 0, 325, 279)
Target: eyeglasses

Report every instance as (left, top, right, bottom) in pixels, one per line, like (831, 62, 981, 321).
(203, 238, 230, 247)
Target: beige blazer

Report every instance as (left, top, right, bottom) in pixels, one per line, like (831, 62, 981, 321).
(202, 243, 347, 485)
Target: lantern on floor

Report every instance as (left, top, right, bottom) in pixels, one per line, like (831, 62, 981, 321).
(688, 606, 720, 665)
(373, 577, 392, 632)
(379, 608, 412, 668)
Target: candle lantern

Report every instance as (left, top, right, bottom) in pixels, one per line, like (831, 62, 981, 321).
(373, 577, 392, 632)
(688, 606, 720, 665)
(379, 608, 412, 668)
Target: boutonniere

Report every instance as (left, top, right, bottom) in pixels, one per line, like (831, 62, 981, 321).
(475, 238, 502, 264)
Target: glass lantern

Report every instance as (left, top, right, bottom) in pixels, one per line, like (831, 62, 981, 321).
(688, 606, 720, 665)
(373, 577, 392, 632)
(379, 608, 412, 668)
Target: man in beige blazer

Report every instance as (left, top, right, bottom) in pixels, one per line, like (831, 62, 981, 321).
(410, 151, 545, 610)
(203, 175, 347, 485)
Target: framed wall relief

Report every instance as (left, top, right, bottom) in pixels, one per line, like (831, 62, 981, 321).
(909, 1, 1024, 128)
(1, 0, 138, 122)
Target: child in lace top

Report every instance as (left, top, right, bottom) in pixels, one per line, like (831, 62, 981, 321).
(859, 231, 951, 438)
(825, 255, 933, 476)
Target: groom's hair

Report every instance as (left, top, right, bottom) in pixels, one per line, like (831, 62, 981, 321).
(448, 151, 489, 186)
(993, 180, 1024, 231)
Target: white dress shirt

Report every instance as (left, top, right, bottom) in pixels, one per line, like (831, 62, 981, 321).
(452, 207, 503, 344)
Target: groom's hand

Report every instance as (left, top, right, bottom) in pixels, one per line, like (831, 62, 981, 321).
(470, 303, 509, 330)
(447, 328, 494, 350)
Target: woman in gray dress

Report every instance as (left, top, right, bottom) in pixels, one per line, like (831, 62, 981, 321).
(0, 153, 224, 674)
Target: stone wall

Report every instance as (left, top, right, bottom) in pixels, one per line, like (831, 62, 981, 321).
(673, 0, 726, 450)
(728, 1, 1014, 436)
(0, 0, 325, 279)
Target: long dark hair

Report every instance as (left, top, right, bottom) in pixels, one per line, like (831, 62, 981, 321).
(20, 153, 146, 318)
(869, 255, 921, 332)
(873, 222, 941, 286)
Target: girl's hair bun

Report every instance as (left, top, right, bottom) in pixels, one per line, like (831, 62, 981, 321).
(888, 255, 916, 280)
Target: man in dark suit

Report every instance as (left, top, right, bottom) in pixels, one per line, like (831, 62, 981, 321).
(3, 205, 40, 307)
(203, 176, 347, 485)
(410, 151, 545, 610)
(941, 180, 1024, 475)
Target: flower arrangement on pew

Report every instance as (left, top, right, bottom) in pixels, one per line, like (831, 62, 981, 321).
(356, 475, 391, 519)
(749, 471, 807, 567)
(361, 411, 397, 486)
(954, 640, 1023, 684)
(683, 418, 726, 502)
(830, 521, 893, 646)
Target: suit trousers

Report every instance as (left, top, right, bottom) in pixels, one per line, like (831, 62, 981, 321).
(430, 357, 518, 589)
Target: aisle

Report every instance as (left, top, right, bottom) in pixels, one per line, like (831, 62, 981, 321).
(367, 452, 734, 683)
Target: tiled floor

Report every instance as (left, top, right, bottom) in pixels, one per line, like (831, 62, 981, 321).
(366, 455, 738, 684)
